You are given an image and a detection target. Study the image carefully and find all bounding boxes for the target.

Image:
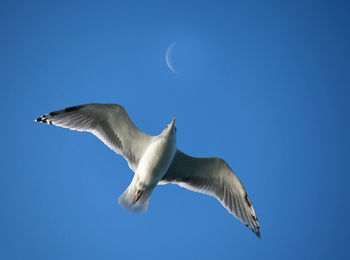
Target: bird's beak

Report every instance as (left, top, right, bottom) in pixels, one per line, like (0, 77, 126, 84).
(171, 117, 175, 127)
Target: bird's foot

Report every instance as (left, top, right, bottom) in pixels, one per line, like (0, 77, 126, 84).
(132, 190, 143, 204)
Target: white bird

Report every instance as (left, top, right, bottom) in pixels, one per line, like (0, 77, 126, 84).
(35, 103, 261, 237)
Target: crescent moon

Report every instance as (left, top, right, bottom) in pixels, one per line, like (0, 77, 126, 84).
(166, 42, 178, 74)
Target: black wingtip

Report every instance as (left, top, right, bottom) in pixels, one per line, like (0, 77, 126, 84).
(256, 230, 261, 239)
(252, 227, 261, 239)
(35, 115, 48, 123)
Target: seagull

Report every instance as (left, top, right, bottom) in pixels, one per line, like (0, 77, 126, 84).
(35, 103, 261, 237)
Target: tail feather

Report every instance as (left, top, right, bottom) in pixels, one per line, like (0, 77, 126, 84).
(118, 181, 155, 213)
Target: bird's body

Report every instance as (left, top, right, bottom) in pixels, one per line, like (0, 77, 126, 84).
(136, 121, 177, 187)
(35, 103, 261, 237)
(119, 118, 177, 212)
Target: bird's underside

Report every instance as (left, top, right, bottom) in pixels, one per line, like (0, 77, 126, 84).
(35, 103, 261, 238)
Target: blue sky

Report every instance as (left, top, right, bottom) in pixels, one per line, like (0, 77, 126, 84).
(1, 0, 350, 259)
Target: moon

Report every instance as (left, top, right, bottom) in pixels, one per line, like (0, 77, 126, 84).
(166, 42, 178, 74)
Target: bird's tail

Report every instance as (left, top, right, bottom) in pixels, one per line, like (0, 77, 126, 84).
(118, 178, 155, 213)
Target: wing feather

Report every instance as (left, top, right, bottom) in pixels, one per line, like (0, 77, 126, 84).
(161, 149, 261, 237)
(35, 103, 153, 171)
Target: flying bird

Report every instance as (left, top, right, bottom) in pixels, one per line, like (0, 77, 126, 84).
(35, 103, 261, 237)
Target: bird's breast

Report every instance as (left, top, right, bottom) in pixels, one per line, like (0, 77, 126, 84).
(136, 137, 176, 187)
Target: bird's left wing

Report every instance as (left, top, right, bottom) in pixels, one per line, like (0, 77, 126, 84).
(160, 149, 261, 237)
(35, 103, 153, 171)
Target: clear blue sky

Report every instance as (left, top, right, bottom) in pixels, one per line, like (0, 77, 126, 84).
(1, 1, 350, 259)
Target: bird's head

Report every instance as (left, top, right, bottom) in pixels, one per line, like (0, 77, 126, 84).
(161, 117, 177, 138)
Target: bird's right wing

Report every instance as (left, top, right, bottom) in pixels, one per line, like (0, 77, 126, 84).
(35, 103, 153, 171)
(160, 149, 261, 237)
